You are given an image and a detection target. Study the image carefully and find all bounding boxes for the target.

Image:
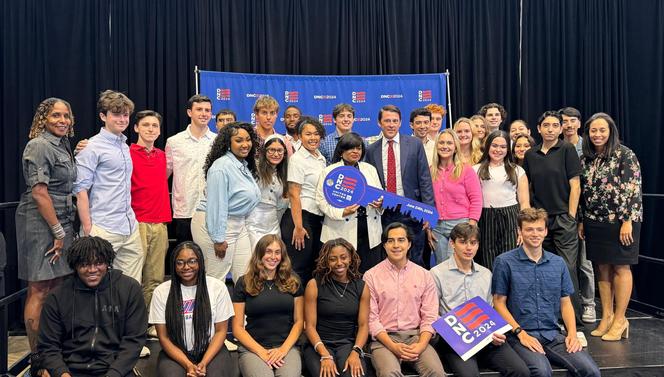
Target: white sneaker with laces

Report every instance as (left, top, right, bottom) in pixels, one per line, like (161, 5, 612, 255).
(582, 305, 596, 323)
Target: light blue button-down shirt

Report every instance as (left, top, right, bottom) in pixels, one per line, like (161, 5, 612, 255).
(73, 128, 136, 235)
(197, 153, 261, 243)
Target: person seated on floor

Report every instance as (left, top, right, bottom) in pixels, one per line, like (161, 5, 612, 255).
(492, 208, 601, 377)
(149, 241, 235, 377)
(430, 222, 529, 377)
(36, 236, 147, 377)
(363, 222, 446, 377)
(303, 238, 370, 377)
(232, 234, 304, 377)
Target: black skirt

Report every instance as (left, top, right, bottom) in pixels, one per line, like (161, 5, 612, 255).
(584, 218, 640, 265)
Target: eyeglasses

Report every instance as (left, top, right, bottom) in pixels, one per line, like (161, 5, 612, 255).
(175, 258, 199, 268)
(266, 148, 285, 156)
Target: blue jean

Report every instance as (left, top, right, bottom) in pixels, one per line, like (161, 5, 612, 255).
(431, 218, 468, 265)
(507, 333, 600, 377)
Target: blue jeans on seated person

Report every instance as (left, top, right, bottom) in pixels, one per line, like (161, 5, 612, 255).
(507, 333, 600, 377)
(432, 218, 468, 265)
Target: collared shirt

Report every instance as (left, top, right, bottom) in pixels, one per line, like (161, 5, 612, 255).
(523, 140, 582, 215)
(74, 128, 136, 235)
(364, 259, 439, 338)
(198, 153, 261, 243)
(380, 134, 404, 196)
(284, 134, 301, 156)
(320, 130, 342, 165)
(492, 247, 574, 341)
(287, 148, 326, 216)
(165, 125, 216, 219)
(414, 134, 436, 167)
(129, 144, 172, 223)
(430, 256, 493, 316)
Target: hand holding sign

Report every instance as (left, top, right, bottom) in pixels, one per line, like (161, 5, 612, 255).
(433, 297, 512, 361)
(323, 166, 438, 225)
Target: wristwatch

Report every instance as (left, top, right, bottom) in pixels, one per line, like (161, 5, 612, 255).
(512, 326, 523, 336)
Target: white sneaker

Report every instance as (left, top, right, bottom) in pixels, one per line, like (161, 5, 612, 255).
(224, 339, 238, 351)
(582, 305, 597, 323)
(577, 331, 588, 348)
(140, 345, 151, 358)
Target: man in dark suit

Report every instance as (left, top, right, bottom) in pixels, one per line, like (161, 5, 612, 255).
(365, 105, 434, 267)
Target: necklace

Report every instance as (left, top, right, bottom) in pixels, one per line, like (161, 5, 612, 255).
(265, 281, 275, 290)
(331, 279, 350, 297)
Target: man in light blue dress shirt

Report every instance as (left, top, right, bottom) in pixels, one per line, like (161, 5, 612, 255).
(74, 90, 144, 283)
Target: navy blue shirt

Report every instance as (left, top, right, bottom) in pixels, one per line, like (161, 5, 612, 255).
(491, 247, 574, 341)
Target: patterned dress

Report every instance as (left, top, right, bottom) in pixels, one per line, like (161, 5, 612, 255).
(581, 144, 642, 264)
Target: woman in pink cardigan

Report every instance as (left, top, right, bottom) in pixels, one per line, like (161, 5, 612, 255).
(429, 129, 483, 265)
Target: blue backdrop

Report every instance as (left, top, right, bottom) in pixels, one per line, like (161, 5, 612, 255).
(199, 71, 447, 136)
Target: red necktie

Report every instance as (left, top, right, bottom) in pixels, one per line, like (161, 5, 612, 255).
(387, 140, 396, 193)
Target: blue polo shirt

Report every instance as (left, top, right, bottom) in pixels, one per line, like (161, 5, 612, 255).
(491, 247, 574, 341)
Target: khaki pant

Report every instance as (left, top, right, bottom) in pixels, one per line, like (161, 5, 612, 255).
(89, 224, 144, 283)
(138, 222, 168, 308)
(370, 331, 446, 377)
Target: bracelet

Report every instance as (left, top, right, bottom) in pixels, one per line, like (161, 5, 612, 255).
(320, 355, 333, 361)
(352, 345, 365, 357)
(313, 341, 324, 352)
(50, 222, 66, 240)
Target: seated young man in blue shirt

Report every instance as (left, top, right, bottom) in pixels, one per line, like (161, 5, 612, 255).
(492, 208, 600, 377)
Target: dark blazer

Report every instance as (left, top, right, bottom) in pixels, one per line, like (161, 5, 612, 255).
(365, 134, 434, 206)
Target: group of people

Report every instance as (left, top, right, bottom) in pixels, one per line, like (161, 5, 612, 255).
(14, 91, 641, 377)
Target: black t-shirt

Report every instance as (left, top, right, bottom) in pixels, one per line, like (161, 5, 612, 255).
(233, 275, 304, 348)
(315, 278, 364, 343)
(523, 140, 582, 215)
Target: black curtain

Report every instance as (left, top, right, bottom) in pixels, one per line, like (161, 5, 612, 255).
(521, 0, 630, 132)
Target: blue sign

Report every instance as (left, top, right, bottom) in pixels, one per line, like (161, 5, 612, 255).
(433, 296, 512, 361)
(199, 71, 447, 136)
(322, 166, 438, 225)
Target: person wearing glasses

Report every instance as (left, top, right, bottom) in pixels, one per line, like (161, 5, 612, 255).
(37, 237, 147, 377)
(248, 134, 290, 251)
(149, 242, 235, 376)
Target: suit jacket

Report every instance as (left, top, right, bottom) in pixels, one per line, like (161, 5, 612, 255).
(365, 134, 434, 206)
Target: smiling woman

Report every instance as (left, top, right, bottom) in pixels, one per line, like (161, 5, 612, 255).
(190, 122, 261, 283)
(149, 241, 235, 376)
(15, 98, 76, 361)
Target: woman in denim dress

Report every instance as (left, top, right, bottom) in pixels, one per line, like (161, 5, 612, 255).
(15, 98, 77, 361)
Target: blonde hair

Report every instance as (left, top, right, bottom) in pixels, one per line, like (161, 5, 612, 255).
(430, 129, 464, 181)
(253, 95, 279, 113)
(453, 117, 482, 164)
(29, 98, 75, 139)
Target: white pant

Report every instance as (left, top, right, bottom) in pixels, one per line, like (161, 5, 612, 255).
(191, 211, 251, 283)
(89, 224, 144, 283)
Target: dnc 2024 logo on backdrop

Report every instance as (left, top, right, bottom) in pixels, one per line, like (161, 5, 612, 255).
(216, 88, 231, 101)
(318, 114, 334, 126)
(418, 89, 432, 102)
(352, 91, 366, 103)
(284, 91, 299, 103)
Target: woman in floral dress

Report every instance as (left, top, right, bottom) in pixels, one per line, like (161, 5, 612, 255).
(579, 113, 642, 342)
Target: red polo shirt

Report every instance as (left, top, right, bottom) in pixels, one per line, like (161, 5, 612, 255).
(130, 143, 172, 223)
